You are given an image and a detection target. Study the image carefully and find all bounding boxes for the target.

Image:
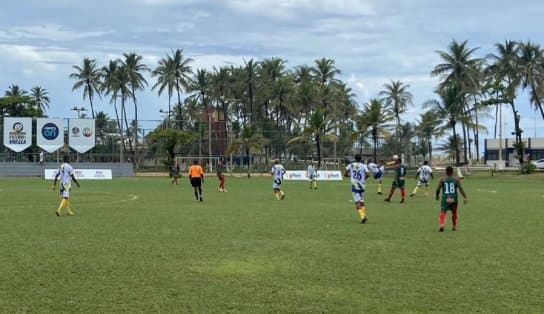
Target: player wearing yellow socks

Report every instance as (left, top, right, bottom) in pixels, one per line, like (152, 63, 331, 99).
(271, 159, 286, 200)
(52, 155, 80, 216)
(411, 160, 433, 197)
(345, 154, 370, 224)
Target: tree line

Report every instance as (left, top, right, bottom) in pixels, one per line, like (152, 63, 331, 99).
(2, 39, 543, 168)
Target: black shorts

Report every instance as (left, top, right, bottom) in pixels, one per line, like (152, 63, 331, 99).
(190, 178, 202, 187)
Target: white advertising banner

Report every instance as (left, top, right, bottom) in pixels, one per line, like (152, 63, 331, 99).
(3, 117, 32, 152)
(284, 170, 343, 181)
(68, 118, 95, 153)
(44, 169, 113, 180)
(37, 118, 64, 153)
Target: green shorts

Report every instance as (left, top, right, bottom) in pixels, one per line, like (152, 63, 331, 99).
(440, 198, 458, 211)
(392, 179, 405, 188)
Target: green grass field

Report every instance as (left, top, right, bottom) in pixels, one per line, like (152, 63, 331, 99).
(1, 172, 543, 313)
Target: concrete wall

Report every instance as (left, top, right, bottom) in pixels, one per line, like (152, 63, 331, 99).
(0, 162, 134, 177)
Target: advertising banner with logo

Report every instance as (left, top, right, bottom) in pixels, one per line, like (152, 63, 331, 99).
(44, 169, 113, 180)
(3, 117, 32, 152)
(37, 118, 64, 153)
(68, 118, 95, 153)
(284, 170, 343, 181)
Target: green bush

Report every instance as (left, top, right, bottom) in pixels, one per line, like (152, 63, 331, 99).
(521, 162, 536, 174)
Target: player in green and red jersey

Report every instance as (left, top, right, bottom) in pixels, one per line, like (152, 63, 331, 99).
(384, 158, 407, 203)
(435, 166, 467, 232)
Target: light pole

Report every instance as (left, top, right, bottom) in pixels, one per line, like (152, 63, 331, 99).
(71, 106, 87, 118)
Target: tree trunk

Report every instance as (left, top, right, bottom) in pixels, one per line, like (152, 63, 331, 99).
(113, 97, 126, 153)
(132, 88, 138, 169)
(316, 134, 321, 168)
(461, 120, 468, 164)
(452, 122, 460, 166)
(88, 88, 95, 119)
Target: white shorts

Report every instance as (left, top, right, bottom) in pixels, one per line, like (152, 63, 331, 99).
(60, 184, 71, 198)
(273, 178, 282, 190)
(417, 178, 430, 187)
(352, 191, 365, 203)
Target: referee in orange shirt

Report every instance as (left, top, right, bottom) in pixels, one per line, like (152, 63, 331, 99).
(188, 159, 204, 202)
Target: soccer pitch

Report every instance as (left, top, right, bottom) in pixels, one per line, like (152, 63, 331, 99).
(1, 173, 543, 313)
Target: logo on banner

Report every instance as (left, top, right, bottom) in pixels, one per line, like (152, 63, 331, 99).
(41, 123, 60, 140)
(71, 126, 81, 137)
(9, 122, 27, 144)
(83, 127, 93, 137)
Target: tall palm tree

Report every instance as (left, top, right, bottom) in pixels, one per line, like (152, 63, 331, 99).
(100, 60, 125, 152)
(152, 56, 175, 128)
(424, 86, 465, 165)
(354, 99, 393, 162)
(29, 86, 49, 112)
(227, 124, 266, 178)
(311, 57, 340, 109)
(487, 41, 523, 164)
(243, 59, 259, 124)
(122, 53, 149, 163)
(416, 110, 443, 164)
(517, 41, 544, 120)
(70, 57, 102, 118)
(431, 39, 483, 163)
(379, 80, 413, 155)
(170, 49, 194, 129)
(5, 85, 27, 97)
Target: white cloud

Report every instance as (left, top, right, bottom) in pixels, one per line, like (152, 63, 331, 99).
(0, 24, 111, 42)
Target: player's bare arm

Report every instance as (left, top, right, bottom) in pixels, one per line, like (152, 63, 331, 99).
(435, 178, 444, 200)
(52, 173, 59, 190)
(457, 179, 467, 203)
(71, 174, 80, 188)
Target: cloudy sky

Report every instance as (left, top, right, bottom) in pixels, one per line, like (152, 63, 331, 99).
(1, 0, 544, 141)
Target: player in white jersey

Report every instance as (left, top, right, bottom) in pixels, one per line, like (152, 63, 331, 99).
(271, 159, 286, 200)
(307, 161, 317, 190)
(52, 155, 80, 216)
(344, 154, 370, 224)
(410, 160, 433, 197)
(366, 159, 385, 195)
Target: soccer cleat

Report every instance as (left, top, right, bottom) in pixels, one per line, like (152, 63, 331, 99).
(67, 212, 74, 216)
(361, 216, 368, 224)
(452, 226, 457, 231)
(280, 194, 285, 200)
(377, 192, 383, 195)
(55, 211, 60, 217)
(384, 198, 390, 202)
(410, 193, 415, 197)
(438, 225, 444, 232)
(199, 197, 203, 202)
(400, 199, 405, 203)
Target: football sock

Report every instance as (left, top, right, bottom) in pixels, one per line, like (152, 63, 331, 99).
(412, 186, 419, 195)
(401, 188, 405, 199)
(194, 190, 199, 200)
(439, 211, 446, 226)
(388, 188, 394, 198)
(274, 191, 280, 200)
(57, 198, 67, 214)
(66, 199, 73, 215)
(452, 209, 458, 227)
(358, 205, 366, 218)
(425, 186, 429, 196)
(378, 183, 382, 193)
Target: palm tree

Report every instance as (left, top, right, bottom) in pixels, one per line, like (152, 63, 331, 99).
(70, 57, 102, 118)
(431, 39, 483, 164)
(100, 59, 124, 151)
(517, 41, 544, 120)
(487, 41, 523, 165)
(415, 110, 443, 164)
(379, 80, 413, 156)
(424, 86, 466, 165)
(169, 49, 194, 129)
(122, 52, 149, 164)
(227, 124, 266, 178)
(152, 56, 175, 128)
(29, 86, 49, 112)
(438, 135, 464, 163)
(287, 107, 336, 167)
(311, 57, 340, 109)
(5, 85, 27, 97)
(354, 99, 393, 162)
(243, 59, 259, 124)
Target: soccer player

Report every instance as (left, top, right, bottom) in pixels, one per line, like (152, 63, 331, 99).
(307, 161, 317, 190)
(188, 159, 204, 201)
(410, 160, 433, 197)
(384, 158, 407, 203)
(52, 155, 80, 216)
(216, 158, 226, 192)
(271, 159, 286, 200)
(345, 154, 370, 223)
(435, 166, 467, 232)
(170, 161, 180, 185)
(366, 159, 385, 195)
